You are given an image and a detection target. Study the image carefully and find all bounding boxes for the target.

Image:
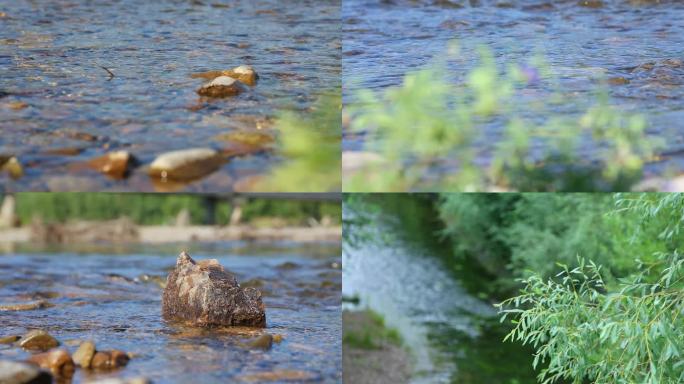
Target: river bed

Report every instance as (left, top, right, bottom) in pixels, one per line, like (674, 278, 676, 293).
(0, 0, 340, 192)
(0, 241, 342, 383)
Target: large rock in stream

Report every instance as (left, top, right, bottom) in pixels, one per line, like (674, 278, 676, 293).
(162, 251, 266, 327)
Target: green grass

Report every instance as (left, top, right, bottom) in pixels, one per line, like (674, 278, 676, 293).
(343, 309, 403, 350)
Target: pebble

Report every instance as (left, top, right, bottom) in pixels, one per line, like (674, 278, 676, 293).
(1, 156, 23, 179)
(26, 348, 74, 378)
(0, 301, 53, 312)
(148, 148, 224, 181)
(72, 340, 95, 368)
(191, 65, 258, 86)
(19, 330, 59, 352)
(90, 350, 130, 370)
(248, 334, 273, 350)
(0, 360, 52, 384)
(88, 151, 134, 179)
(0, 335, 21, 344)
(197, 76, 247, 97)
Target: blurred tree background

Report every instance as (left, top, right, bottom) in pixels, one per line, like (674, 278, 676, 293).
(0, 193, 340, 226)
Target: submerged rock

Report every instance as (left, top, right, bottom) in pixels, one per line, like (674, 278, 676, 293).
(88, 151, 135, 179)
(19, 330, 59, 352)
(0, 335, 21, 344)
(148, 148, 224, 181)
(26, 349, 74, 378)
(0, 360, 52, 384)
(197, 76, 247, 97)
(72, 340, 95, 368)
(191, 65, 258, 86)
(1, 156, 23, 179)
(90, 350, 129, 370)
(162, 251, 266, 327)
(248, 333, 273, 350)
(0, 300, 52, 312)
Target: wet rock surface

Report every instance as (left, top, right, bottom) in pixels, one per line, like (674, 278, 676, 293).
(197, 76, 247, 98)
(148, 148, 224, 182)
(162, 251, 266, 327)
(19, 330, 59, 352)
(0, 360, 52, 384)
(26, 348, 74, 378)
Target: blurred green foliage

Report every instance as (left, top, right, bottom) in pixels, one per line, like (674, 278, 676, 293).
(7, 193, 340, 226)
(346, 44, 658, 192)
(260, 91, 341, 192)
(438, 193, 682, 297)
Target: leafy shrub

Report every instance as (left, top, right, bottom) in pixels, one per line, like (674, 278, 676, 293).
(346, 44, 657, 192)
(498, 194, 684, 383)
(258, 91, 341, 192)
(498, 256, 684, 384)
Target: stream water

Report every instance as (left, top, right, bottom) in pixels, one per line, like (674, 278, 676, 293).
(343, 0, 684, 176)
(343, 195, 537, 383)
(0, 0, 340, 192)
(0, 241, 341, 383)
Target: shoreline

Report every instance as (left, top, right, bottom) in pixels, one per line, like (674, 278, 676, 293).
(0, 224, 341, 244)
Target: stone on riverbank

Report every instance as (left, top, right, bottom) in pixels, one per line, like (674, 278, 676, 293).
(19, 330, 59, 352)
(162, 251, 266, 327)
(26, 349, 74, 378)
(0, 360, 52, 384)
(148, 148, 224, 181)
(197, 76, 247, 97)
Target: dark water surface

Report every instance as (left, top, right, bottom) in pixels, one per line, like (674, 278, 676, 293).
(343, 196, 537, 383)
(0, 0, 340, 191)
(0, 241, 342, 383)
(343, 0, 684, 174)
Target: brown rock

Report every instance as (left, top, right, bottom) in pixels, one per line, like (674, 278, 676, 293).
(1, 157, 23, 179)
(148, 148, 224, 181)
(0, 335, 21, 344)
(90, 350, 130, 370)
(0, 360, 52, 384)
(72, 340, 95, 368)
(197, 76, 247, 97)
(191, 65, 258, 86)
(248, 333, 273, 350)
(0, 301, 52, 312)
(19, 330, 59, 352)
(162, 251, 266, 327)
(27, 348, 74, 378)
(88, 151, 134, 179)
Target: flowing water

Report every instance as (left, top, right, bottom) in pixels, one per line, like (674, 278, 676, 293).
(343, 196, 537, 383)
(0, 0, 340, 192)
(0, 241, 342, 383)
(343, 0, 684, 175)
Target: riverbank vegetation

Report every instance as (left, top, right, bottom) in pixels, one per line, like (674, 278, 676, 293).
(345, 44, 660, 192)
(439, 193, 684, 383)
(345, 193, 684, 383)
(3, 193, 341, 226)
